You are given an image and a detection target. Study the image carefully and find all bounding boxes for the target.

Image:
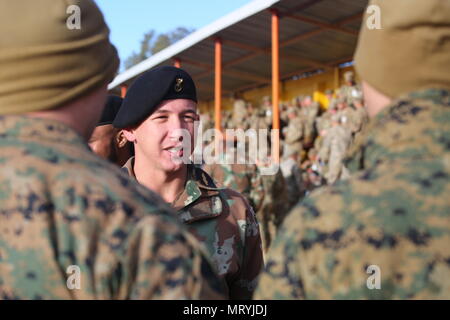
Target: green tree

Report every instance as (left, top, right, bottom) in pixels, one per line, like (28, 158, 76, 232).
(124, 27, 194, 70)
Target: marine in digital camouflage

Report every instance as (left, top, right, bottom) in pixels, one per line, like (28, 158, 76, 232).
(254, 89, 450, 299)
(0, 115, 225, 300)
(123, 158, 263, 300)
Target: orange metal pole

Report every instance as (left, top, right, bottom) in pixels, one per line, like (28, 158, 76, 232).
(271, 9, 280, 164)
(174, 58, 181, 68)
(120, 84, 128, 98)
(214, 38, 222, 133)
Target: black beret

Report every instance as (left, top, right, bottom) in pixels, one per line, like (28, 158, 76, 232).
(97, 95, 123, 126)
(113, 66, 197, 128)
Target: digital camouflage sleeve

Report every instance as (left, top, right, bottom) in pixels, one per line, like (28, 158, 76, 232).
(0, 115, 224, 300)
(254, 89, 450, 299)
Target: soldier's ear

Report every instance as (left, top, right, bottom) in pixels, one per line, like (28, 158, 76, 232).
(121, 128, 136, 144)
(116, 130, 129, 148)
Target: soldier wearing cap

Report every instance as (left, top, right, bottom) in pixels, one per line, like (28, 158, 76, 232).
(256, 0, 450, 299)
(89, 95, 132, 166)
(0, 0, 224, 300)
(114, 66, 263, 300)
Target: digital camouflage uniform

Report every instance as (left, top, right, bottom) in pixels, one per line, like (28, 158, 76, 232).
(318, 123, 352, 184)
(123, 158, 263, 300)
(257, 165, 289, 254)
(0, 116, 224, 300)
(284, 116, 304, 160)
(336, 105, 356, 133)
(203, 160, 265, 213)
(340, 78, 363, 108)
(254, 89, 450, 299)
(232, 99, 249, 130)
(352, 106, 369, 134)
(280, 157, 305, 211)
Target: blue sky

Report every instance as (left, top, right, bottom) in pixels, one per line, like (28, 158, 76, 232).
(96, 0, 252, 71)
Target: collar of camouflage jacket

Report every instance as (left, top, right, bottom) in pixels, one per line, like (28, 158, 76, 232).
(122, 157, 225, 223)
(0, 115, 88, 149)
(345, 89, 450, 172)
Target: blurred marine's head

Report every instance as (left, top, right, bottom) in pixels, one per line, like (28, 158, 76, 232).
(0, 0, 119, 136)
(354, 0, 450, 115)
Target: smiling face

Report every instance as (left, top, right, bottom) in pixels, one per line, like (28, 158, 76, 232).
(123, 99, 199, 173)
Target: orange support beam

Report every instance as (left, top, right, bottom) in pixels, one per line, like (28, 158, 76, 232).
(271, 9, 280, 164)
(120, 84, 128, 98)
(214, 38, 222, 133)
(174, 58, 181, 68)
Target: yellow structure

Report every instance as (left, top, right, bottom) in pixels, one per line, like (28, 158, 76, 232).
(198, 65, 357, 113)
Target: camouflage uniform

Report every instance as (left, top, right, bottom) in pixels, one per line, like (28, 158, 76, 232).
(280, 157, 305, 211)
(340, 84, 362, 107)
(203, 160, 265, 213)
(232, 99, 249, 130)
(257, 165, 289, 254)
(303, 101, 320, 146)
(284, 116, 304, 160)
(254, 89, 450, 299)
(318, 123, 352, 184)
(340, 72, 363, 108)
(123, 158, 263, 300)
(315, 110, 334, 135)
(336, 104, 356, 133)
(0, 116, 224, 300)
(352, 105, 369, 134)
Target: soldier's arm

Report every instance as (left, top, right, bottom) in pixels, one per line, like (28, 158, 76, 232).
(253, 205, 306, 300)
(285, 124, 303, 144)
(121, 215, 225, 300)
(227, 194, 264, 300)
(318, 135, 331, 162)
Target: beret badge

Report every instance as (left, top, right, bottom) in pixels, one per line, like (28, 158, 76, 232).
(175, 78, 184, 92)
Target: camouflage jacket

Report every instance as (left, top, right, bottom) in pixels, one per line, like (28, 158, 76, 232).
(285, 117, 304, 145)
(123, 158, 264, 300)
(254, 89, 450, 299)
(0, 115, 224, 300)
(203, 160, 265, 213)
(352, 107, 369, 134)
(340, 84, 362, 107)
(318, 124, 352, 164)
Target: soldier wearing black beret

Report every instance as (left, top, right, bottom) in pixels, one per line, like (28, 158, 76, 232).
(89, 95, 132, 166)
(117, 66, 264, 300)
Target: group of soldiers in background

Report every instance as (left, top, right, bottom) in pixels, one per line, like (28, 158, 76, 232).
(199, 70, 368, 252)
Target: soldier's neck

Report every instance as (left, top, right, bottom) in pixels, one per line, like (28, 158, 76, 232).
(362, 81, 392, 117)
(133, 157, 187, 205)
